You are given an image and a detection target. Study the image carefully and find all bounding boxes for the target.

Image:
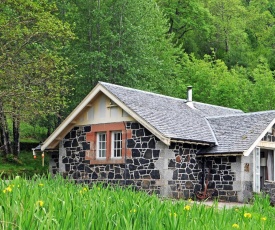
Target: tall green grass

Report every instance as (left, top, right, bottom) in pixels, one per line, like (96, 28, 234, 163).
(0, 176, 274, 229)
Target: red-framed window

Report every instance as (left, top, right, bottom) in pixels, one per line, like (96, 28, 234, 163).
(85, 122, 132, 164)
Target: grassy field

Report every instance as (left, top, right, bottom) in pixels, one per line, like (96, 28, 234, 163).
(0, 176, 274, 229)
(0, 151, 49, 179)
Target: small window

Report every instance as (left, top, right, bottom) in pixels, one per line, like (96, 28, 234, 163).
(112, 131, 122, 158)
(97, 132, 106, 158)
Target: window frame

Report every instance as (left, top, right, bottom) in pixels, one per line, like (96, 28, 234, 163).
(85, 122, 132, 164)
(96, 132, 107, 159)
(111, 131, 122, 158)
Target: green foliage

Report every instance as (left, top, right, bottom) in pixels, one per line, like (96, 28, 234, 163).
(0, 177, 275, 229)
(0, 151, 49, 178)
(57, 0, 181, 111)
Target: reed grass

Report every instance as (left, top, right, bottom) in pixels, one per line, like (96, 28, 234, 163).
(0, 176, 274, 229)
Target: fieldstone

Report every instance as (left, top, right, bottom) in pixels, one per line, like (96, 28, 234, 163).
(142, 142, 148, 148)
(153, 150, 160, 158)
(229, 156, 236, 162)
(72, 171, 81, 179)
(90, 172, 97, 179)
(189, 174, 195, 180)
(134, 159, 140, 166)
(115, 174, 122, 179)
(79, 151, 85, 157)
(219, 165, 226, 170)
(64, 141, 71, 148)
(84, 126, 91, 132)
(62, 157, 68, 163)
(186, 167, 192, 174)
(72, 139, 78, 147)
(142, 180, 150, 189)
(148, 139, 156, 148)
(129, 164, 137, 171)
(65, 164, 70, 171)
(148, 163, 155, 169)
(223, 175, 232, 181)
(224, 185, 233, 190)
(173, 170, 178, 180)
(214, 175, 220, 180)
(77, 164, 85, 171)
(70, 130, 76, 138)
(190, 158, 196, 164)
(185, 181, 194, 189)
(139, 158, 149, 165)
(126, 159, 133, 164)
(131, 123, 139, 129)
(127, 139, 136, 148)
(144, 149, 152, 159)
(82, 142, 90, 150)
(108, 172, 114, 179)
(132, 149, 141, 158)
(85, 167, 93, 173)
(150, 170, 160, 179)
(78, 136, 85, 142)
(181, 174, 188, 180)
(214, 158, 221, 164)
(136, 129, 144, 137)
(144, 129, 151, 136)
(100, 172, 106, 179)
(134, 171, 140, 179)
(168, 159, 175, 168)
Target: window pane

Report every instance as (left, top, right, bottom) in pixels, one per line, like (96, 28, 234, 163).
(112, 131, 122, 158)
(97, 132, 106, 158)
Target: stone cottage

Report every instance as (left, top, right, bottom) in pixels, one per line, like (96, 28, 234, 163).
(37, 82, 275, 202)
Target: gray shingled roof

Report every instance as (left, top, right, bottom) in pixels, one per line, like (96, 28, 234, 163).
(193, 102, 243, 117)
(100, 82, 244, 145)
(198, 111, 275, 154)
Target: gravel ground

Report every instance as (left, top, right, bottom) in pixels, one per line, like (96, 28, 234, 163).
(198, 201, 251, 209)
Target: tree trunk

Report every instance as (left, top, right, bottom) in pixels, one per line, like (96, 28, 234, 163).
(12, 115, 20, 158)
(0, 100, 12, 156)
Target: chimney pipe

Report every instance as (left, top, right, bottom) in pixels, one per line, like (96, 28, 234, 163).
(187, 86, 192, 102)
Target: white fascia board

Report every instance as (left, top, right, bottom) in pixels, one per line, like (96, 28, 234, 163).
(243, 118, 275, 156)
(100, 87, 171, 146)
(42, 83, 171, 151)
(41, 84, 103, 151)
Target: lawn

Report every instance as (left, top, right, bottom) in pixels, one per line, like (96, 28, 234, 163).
(0, 151, 49, 179)
(0, 176, 274, 229)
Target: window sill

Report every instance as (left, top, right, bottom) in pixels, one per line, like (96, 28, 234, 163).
(86, 156, 125, 165)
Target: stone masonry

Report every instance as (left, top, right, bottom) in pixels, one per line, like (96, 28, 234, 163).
(52, 122, 241, 200)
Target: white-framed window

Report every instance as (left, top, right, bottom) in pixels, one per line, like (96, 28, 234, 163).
(97, 132, 107, 158)
(112, 131, 122, 158)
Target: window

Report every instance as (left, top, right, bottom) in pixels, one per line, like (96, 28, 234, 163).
(112, 131, 122, 158)
(97, 132, 106, 158)
(85, 122, 131, 164)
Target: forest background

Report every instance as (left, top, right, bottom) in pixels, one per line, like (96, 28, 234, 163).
(1, 0, 275, 157)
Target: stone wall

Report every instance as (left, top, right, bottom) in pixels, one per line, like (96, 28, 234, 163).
(54, 122, 244, 201)
(262, 181, 275, 205)
(204, 156, 238, 202)
(167, 142, 201, 199)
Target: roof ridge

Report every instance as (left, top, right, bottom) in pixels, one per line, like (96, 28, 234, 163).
(206, 110, 275, 119)
(99, 81, 188, 102)
(193, 101, 243, 112)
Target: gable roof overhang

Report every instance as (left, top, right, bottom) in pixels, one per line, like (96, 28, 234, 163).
(198, 113, 275, 157)
(243, 117, 275, 156)
(41, 83, 172, 151)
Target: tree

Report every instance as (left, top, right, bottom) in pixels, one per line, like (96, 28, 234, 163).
(0, 0, 74, 157)
(157, 0, 213, 57)
(57, 0, 181, 111)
